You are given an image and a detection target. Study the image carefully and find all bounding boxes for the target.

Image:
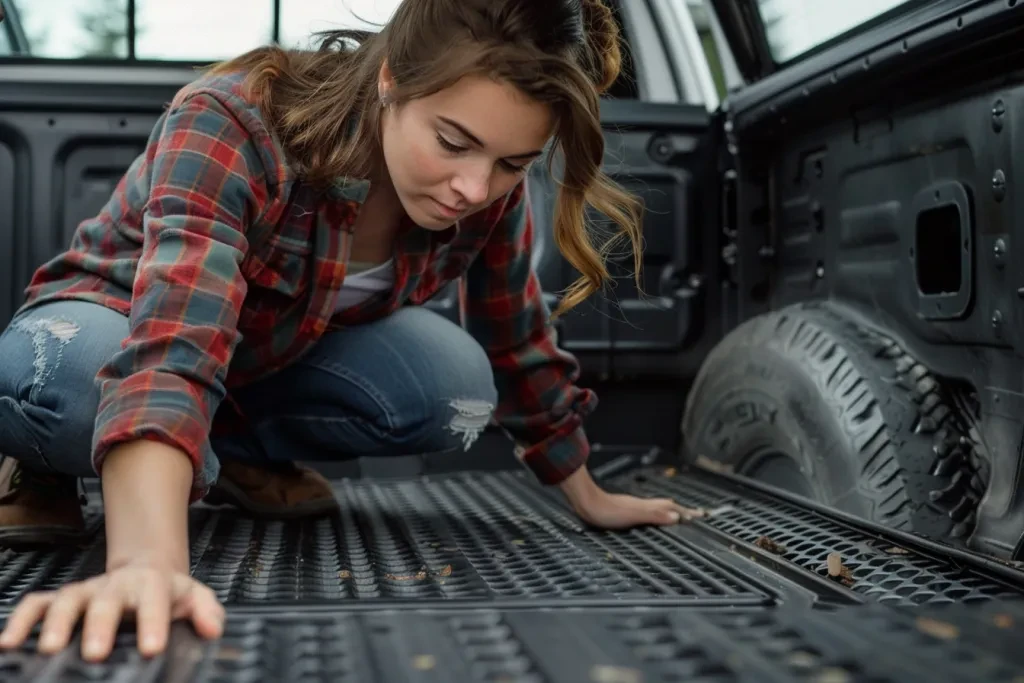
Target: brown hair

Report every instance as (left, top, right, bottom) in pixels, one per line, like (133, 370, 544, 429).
(209, 0, 642, 319)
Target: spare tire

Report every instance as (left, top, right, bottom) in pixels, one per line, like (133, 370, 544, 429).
(681, 301, 986, 544)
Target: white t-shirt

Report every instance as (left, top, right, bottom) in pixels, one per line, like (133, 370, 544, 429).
(335, 259, 395, 312)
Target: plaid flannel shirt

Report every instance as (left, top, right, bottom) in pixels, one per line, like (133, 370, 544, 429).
(19, 70, 597, 501)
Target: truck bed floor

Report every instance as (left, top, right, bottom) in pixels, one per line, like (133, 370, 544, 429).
(2, 464, 1024, 681)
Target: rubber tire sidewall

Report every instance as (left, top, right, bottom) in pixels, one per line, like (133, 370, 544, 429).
(682, 313, 875, 520)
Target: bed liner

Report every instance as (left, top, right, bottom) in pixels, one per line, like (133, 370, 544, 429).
(2, 454, 1023, 682)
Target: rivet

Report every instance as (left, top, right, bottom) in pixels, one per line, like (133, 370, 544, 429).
(992, 309, 1004, 336)
(993, 98, 1006, 132)
(994, 238, 1007, 267)
(993, 170, 1007, 201)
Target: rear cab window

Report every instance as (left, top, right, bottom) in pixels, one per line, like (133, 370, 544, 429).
(755, 0, 915, 64)
(0, 0, 647, 100)
(0, 0, 405, 60)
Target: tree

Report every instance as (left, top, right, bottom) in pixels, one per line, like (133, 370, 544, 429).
(77, 0, 130, 58)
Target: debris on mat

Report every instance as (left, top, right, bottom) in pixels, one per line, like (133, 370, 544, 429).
(826, 552, 855, 586)
(915, 616, 960, 641)
(754, 535, 787, 555)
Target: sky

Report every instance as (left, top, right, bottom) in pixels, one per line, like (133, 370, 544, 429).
(11, 0, 404, 59)
(757, 0, 911, 61)
(10, 0, 913, 65)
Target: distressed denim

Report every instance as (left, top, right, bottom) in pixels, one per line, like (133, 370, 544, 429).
(0, 300, 497, 484)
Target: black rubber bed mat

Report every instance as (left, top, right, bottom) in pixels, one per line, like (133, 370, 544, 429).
(0, 473, 772, 609)
(1, 599, 1023, 682)
(4, 468, 1024, 611)
(4, 466, 1024, 682)
(614, 466, 1024, 607)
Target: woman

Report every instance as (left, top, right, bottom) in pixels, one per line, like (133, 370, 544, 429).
(0, 0, 702, 663)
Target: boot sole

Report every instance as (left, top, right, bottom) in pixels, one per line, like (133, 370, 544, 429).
(203, 478, 340, 520)
(0, 525, 88, 548)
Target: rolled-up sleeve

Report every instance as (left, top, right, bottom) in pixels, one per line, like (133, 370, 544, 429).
(460, 179, 598, 484)
(92, 92, 270, 501)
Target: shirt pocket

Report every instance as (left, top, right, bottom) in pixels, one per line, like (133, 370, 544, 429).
(242, 236, 310, 300)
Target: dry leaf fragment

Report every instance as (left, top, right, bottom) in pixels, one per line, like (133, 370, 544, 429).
(786, 650, 819, 668)
(590, 664, 643, 683)
(511, 539, 526, 546)
(412, 654, 437, 670)
(218, 646, 245, 662)
(338, 570, 352, 580)
(705, 504, 736, 518)
(386, 570, 429, 581)
(884, 546, 910, 555)
(915, 616, 959, 640)
(994, 614, 1014, 629)
(695, 455, 734, 474)
(754, 535, 787, 555)
(385, 565, 451, 581)
(813, 668, 852, 683)
(663, 467, 677, 477)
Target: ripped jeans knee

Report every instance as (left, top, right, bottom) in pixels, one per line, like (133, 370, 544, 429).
(445, 398, 494, 451)
(0, 301, 128, 477)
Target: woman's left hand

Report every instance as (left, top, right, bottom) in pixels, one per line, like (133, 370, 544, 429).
(558, 466, 705, 530)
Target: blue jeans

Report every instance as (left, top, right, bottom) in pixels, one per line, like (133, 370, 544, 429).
(0, 300, 498, 483)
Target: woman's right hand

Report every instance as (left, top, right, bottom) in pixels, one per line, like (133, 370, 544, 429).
(0, 560, 224, 662)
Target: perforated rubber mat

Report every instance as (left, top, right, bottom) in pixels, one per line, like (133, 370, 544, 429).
(2, 599, 1023, 682)
(0, 473, 770, 608)
(617, 468, 1024, 606)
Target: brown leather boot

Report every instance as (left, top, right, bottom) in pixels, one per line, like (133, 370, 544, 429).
(203, 460, 339, 519)
(0, 455, 86, 547)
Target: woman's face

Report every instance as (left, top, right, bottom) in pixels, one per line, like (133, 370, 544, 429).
(378, 70, 555, 231)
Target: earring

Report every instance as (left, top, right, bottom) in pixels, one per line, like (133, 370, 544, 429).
(380, 90, 394, 108)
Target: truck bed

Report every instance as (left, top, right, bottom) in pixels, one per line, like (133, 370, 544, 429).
(2, 455, 1024, 682)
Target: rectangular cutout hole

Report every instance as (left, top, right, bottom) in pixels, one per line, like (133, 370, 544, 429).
(915, 204, 962, 295)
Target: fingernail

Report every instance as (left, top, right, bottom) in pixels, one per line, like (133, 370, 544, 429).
(41, 634, 61, 651)
(668, 511, 681, 523)
(84, 639, 104, 659)
(142, 635, 161, 652)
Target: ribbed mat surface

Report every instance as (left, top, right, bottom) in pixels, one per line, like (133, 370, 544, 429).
(618, 468, 1024, 606)
(3, 600, 1023, 682)
(0, 472, 769, 607)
